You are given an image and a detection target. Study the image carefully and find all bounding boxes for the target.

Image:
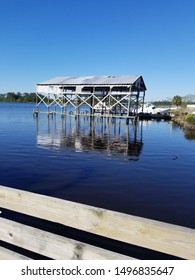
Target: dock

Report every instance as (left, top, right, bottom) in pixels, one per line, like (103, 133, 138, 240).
(34, 75, 147, 124)
(0, 185, 195, 260)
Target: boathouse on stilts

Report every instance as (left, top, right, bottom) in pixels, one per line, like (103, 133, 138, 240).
(35, 75, 146, 123)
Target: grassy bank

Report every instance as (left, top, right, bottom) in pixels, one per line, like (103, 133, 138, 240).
(171, 108, 195, 130)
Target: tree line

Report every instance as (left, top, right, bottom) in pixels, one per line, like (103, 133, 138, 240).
(0, 92, 37, 103)
(153, 94, 195, 107)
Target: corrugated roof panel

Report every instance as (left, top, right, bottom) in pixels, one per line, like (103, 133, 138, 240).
(38, 75, 141, 85)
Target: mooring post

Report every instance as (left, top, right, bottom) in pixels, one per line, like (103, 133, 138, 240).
(33, 106, 39, 117)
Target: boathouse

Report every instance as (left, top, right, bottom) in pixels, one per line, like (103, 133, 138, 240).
(36, 75, 146, 118)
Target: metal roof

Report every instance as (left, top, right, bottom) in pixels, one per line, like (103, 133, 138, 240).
(37, 75, 142, 86)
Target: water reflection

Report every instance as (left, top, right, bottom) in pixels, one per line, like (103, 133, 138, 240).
(184, 130, 195, 140)
(36, 116, 143, 160)
(171, 121, 195, 140)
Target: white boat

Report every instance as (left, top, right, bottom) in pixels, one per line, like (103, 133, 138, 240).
(139, 102, 170, 115)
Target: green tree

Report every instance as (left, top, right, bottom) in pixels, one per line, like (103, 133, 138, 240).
(172, 95, 182, 108)
(6, 92, 17, 102)
(0, 92, 37, 103)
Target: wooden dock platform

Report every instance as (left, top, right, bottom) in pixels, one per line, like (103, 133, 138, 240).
(0, 185, 194, 260)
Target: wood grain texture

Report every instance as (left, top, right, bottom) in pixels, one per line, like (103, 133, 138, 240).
(0, 246, 31, 260)
(0, 185, 195, 259)
(0, 218, 133, 260)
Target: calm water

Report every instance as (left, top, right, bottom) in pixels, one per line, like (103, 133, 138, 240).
(0, 102, 195, 231)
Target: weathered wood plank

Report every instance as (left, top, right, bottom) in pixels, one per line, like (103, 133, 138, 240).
(0, 185, 195, 259)
(0, 218, 133, 260)
(0, 246, 31, 260)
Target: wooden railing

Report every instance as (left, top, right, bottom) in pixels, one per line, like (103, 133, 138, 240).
(0, 185, 195, 260)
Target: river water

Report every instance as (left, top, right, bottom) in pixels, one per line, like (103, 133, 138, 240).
(0, 102, 195, 258)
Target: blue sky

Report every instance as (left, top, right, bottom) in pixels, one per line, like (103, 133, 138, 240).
(0, 0, 195, 101)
